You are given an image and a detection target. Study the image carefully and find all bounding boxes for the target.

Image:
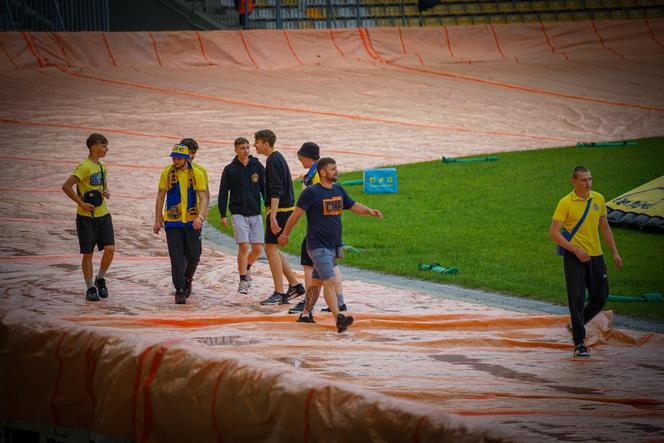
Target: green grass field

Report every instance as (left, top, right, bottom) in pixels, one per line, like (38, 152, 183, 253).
(208, 137, 664, 321)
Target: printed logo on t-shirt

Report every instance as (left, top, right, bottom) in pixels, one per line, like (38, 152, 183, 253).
(90, 172, 103, 186)
(593, 203, 599, 212)
(323, 196, 343, 215)
(251, 173, 259, 183)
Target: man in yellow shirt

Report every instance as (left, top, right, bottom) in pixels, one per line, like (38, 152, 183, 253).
(154, 144, 209, 304)
(550, 166, 622, 358)
(61, 133, 115, 302)
(179, 138, 208, 298)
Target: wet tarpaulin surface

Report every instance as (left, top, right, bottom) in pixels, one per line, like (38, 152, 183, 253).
(1, 22, 664, 442)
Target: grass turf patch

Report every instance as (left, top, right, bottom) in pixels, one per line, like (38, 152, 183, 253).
(208, 137, 664, 321)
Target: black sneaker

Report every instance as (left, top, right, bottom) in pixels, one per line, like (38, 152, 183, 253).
(184, 277, 193, 298)
(288, 300, 305, 314)
(336, 314, 354, 333)
(94, 278, 108, 299)
(322, 303, 347, 312)
(85, 287, 101, 302)
(296, 313, 315, 323)
(175, 288, 187, 304)
(260, 291, 288, 305)
(573, 343, 590, 358)
(286, 283, 305, 300)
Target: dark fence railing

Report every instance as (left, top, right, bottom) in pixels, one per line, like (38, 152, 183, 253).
(1, 0, 110, 32)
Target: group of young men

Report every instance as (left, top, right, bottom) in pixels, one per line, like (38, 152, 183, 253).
(62, 130, 382, 333)
(63, 132, 622, 349)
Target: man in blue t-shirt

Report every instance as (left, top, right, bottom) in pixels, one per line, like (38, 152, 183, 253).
(278, 157, 383, 332)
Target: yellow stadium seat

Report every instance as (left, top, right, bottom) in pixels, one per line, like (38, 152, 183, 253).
(540, 12, 557, 19)
(465, 3, 483, 13)
(620, 0, 637, 6)
(637, 0, 653, 6)
(593, 9, 611, 18)
(646, 6, 663, 15)
(449, 4, 466, 14)
(498, 2, 516, 12)
(557, 11, 574, 20)
(585, 0, 603, 7)
(515, 1, 532, 11)
(506, 13, 524, 21)
(602, 0, 620, 7)
(424, 16, 441, 25)
(628, 7, 646, 16)
(532, 1, 549, 10)
(523, 13, 540, 21)
(441, 16, 458, 24)
(482, 3, 499, 12)
(573, 10, 593, 19)
(548, 0, 566, 10)
(490, 14, 507, 22)
(408, 17, 421, 25)
(456, 15, 473, 24)
(405, 5, 419, 15)
(611, 9, 628, 17)
(433, 4, 449, 13)
(473, 15, 490, 23)
(565, 0, 582, 8)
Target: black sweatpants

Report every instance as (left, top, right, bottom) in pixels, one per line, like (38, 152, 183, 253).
(166, 228, 202, 290)
(563, 252, 609, 345)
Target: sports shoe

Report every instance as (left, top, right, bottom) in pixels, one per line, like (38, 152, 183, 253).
(238, 280, 250, 295)
(85, 287, 101, 302)
(286, 283, 305, 300)
(288, 300, 305, 314)
(566, 322, 573, 336)
(336, 314, 354, 333)
(322, 303, 347, 312)
(94, 278, 108, 299)
(175, 288, 187, 305)
(184, 277, 193, 298)
(260, 291, 288, 305)
(296, 313, 315, 323)
(573, 343, 590, 358)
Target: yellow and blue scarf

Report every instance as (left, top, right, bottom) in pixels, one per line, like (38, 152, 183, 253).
(165, 163, 198, 228)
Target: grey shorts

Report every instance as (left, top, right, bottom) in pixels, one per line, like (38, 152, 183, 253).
(231, 214, 264, 244)
(307, 247, 336, 281)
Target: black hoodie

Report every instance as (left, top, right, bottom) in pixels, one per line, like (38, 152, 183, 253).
(218, 155, 265, 218)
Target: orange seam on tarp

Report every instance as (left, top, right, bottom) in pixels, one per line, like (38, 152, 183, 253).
(329, 29, 345, 57)
(132, 345, 155, 440)
(239, 31, 260, 70)
(0, 38, 18, 69)
(639, 333, 654, 346)
(358, 28, 386, 63)
(387, 62, 663, 113)
(514, 56, 520, 63)
(591, 21, 625, 61)
(22, 32, 47, 68)
(50, 333, 66, 427)
(283, 30, 304, 66)
(54, 66, 571, 141)
(442, 26, 454, 58)
(645, 18, 664, 52)
(398, 26, 407, 55)
(196, 31, 214, 66)
(148, 32, 163, 67)
(413, 416, 427, 443)
(539, 22, 569, 61)
(50, 32, 72, 67)
(303, 388, 316, 442)
(101, 33, 118, 67)
(489, 24, 506, 60)
(211, 363, 230, 443)
(138, 344, 169, 443)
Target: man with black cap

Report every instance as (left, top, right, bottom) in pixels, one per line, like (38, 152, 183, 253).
(61, 133, 115, 302)
(288, 142, 348, 320)
(154, 144, 209, 304)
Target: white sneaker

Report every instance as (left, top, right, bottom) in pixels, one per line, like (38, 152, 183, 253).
(238, 280, 250, 294)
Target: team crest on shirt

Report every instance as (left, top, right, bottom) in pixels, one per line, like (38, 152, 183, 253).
(167, 205, 181, 220)
(593, 203, 599, 211)
(323, 196, 343, 215)
(90, 172, 103, 186)
(251, 173, 259, 183)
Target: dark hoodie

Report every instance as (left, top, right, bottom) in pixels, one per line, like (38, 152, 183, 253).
(218, 155, 265, 218)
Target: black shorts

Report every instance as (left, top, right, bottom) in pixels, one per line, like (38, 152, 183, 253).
(300, 238, 313, 266)
(264, 211, 292, 244)
(76, 213, 115, 254)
